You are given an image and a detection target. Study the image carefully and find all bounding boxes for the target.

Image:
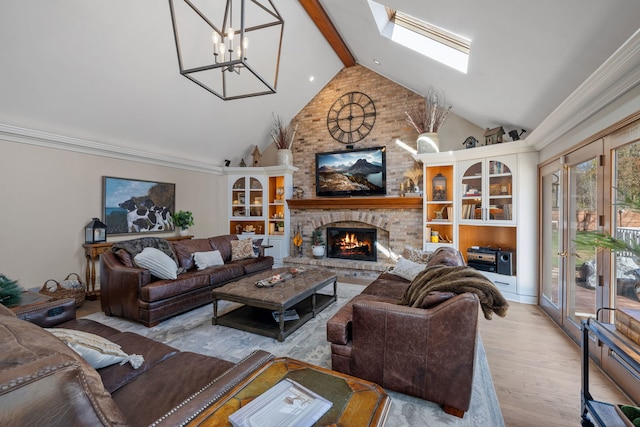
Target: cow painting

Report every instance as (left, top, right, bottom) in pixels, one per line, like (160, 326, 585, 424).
(103, 177, 176, 235)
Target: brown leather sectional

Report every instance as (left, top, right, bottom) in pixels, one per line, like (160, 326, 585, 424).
(100, 234, 273, 327)
(327, 247, 480, 417)
(0, 302, 273, 426)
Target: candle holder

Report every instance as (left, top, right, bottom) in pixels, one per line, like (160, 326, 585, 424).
(432, 173, 447, 201)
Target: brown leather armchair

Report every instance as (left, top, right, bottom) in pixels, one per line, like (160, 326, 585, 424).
(327, 248, 480, 418)
(347, 293, 479, 417)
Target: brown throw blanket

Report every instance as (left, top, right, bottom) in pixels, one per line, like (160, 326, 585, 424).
(400, 265, 509, 319)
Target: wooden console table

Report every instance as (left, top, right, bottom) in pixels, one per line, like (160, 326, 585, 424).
(82, 235, 192, 300)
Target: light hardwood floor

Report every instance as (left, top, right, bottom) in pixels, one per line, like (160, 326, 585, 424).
(479, 301, 633, 426)
(79, 299, 633, 426)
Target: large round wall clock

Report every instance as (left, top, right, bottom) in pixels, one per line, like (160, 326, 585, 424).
(327, 91, 376, 144)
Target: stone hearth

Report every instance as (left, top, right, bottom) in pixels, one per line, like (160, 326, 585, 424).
(284, 256, 393, 284)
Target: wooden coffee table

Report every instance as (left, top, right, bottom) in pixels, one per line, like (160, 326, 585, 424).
(212, 267, 337, 342)
(186, 357, 390, 426)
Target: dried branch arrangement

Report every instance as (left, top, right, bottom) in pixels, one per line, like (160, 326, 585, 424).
(405, 86, 452, 134)
(271, 115, 298, 150)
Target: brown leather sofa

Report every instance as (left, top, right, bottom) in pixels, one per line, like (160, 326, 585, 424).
(326, 247, 480, 417)
(101, 234, 273, 327)
(0, 302, 273, 426)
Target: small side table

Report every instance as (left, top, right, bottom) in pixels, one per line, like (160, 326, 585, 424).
(82, 242, 112, 300)
(9, 291, 76, 327)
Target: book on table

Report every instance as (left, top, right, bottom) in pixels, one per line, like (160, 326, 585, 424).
(272, 309, 300, 322)
(229, 378, 332, 427)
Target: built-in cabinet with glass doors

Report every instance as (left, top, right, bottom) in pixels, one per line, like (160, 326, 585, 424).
(417, 142, 537, 303)
(226, 166, 295, 267)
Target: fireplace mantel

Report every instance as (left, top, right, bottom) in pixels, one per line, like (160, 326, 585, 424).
(286, 196, 422, 210)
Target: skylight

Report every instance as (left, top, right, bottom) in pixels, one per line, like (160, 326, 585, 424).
(368, 1, 470, 73)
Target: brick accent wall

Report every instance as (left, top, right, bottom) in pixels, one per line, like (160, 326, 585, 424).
(288, 65, 425, 261)
(291, 65, 423, 199)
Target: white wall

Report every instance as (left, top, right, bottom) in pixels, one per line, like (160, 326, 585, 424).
(539, 84, 640, 162)
(0, 139, 226, 288)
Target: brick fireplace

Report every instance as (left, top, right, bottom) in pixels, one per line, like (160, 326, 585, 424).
(327, 226, 377, 262)
(284, 197, 422, 283)
(278, 65, 434, 282)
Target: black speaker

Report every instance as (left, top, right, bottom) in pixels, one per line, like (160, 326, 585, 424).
(496, 251, 514, 276)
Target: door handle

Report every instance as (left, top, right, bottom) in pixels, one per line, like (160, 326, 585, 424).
(558, 251, 568, 257)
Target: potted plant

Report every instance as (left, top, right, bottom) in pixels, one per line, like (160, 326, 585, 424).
(271, 115, 298, 165)
(0, 274, 22, 306)
(311, 229, 325, 258)
(578, 190, 640, 300)
(405, 86, 452, 154)
(172, 210, 194, 236)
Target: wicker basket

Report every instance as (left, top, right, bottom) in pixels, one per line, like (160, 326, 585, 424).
(40, 273, 86, 307)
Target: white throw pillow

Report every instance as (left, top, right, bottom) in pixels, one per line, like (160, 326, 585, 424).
(133, 247, 178, 279)
(391, 257, 427, 281)
(193, 250, 224, 270)
(47, 328, 144, 369)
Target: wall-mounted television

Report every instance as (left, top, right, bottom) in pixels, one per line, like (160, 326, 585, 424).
(316, 146, 386, 197)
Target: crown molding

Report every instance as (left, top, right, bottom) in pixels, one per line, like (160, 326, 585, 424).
(527, 29, 640, 150)
(0, 123, 224, 174)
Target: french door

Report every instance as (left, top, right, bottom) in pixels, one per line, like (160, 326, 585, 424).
(540, 160, 564, 325)
(540, 140, 606, 343)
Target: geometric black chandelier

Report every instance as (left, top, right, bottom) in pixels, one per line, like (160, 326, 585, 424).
(169, 0, 284, 100)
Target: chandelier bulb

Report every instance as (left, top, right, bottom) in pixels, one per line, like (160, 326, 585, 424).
(227, 27, 234, 51)
(213, 32, 219, 55)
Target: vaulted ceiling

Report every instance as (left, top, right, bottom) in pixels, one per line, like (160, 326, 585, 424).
(1, 1, 639, 168)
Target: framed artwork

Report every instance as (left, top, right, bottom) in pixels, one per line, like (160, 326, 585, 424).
(103, 176, 176, 235)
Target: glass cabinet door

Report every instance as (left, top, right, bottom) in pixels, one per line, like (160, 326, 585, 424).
(461, 161, 483, 221)
(231, 177, 264, 218)
(248, 177, 263, 217)
(459, 158, 514, 224)
(487, 160, 513, 222)
(231, 177, 247, 218)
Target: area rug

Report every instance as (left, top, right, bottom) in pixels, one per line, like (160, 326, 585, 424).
(83, 282, 504, 426)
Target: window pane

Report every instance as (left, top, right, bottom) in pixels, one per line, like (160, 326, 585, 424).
(614, 142, 640, 311)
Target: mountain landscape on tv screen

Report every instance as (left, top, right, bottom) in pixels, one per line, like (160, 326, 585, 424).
(318, 158, 383, 193)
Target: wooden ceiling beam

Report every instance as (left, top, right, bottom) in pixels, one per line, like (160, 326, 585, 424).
(298, 0, 356, 67)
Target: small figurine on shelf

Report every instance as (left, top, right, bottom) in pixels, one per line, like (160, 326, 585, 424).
(434, 206, 446, 220)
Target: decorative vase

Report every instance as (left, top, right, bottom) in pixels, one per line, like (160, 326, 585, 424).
(179, 228, 189, 236)
(312, 245, 325, 258)
(277, 149, 293, 165)
(417, 132, 440, 154)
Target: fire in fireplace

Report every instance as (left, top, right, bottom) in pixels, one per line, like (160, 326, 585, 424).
(327, 227, 377, 262)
